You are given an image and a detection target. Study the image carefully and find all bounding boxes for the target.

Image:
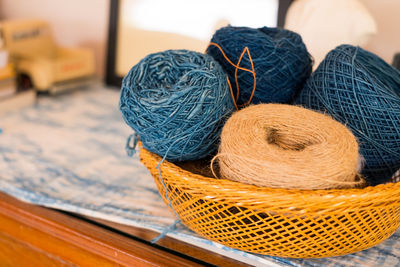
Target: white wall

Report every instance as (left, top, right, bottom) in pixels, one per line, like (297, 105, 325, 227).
(362, 0, 400, 64)
(0, 0, 110, 77)
(0, 0, 399, 79)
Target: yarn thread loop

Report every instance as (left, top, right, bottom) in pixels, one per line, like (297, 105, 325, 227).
(125, 133, 139, 157)
(207, 42, 256, 109)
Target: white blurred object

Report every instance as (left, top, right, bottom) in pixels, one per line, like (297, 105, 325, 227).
(213, 18, 230, 32)
(0, 50, 8, 69)
(285, 0, 377, 68)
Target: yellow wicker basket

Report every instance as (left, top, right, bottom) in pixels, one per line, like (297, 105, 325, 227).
(140, 148, 400, 258)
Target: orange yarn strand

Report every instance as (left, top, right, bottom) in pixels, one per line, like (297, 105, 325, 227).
(235, 47, 256, 107)
(207, 42, 257, 108)
(226, 77, 239, 111)
(244, 48, 256, 106)
(234, 47, 247, 102)
(207, 42, 253, 73)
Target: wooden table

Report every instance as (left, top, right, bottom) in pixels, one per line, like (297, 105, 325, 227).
(0, 192, 250, 266)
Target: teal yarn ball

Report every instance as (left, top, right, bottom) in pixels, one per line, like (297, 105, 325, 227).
(296, 45, 400, 185)
(119, 50, 235, 161)
(207, 26, 312, 106)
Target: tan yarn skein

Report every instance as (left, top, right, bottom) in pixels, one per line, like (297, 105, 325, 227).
(215, 104, 366, 190)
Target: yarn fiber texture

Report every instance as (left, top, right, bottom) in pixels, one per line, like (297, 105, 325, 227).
(120, 49, 235, 161)
(206, 26, 313, 106)
(296, 45, 400, 185)
(216, 104, 365, 190)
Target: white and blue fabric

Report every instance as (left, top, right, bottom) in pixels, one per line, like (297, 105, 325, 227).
(0, 85, 399, 266)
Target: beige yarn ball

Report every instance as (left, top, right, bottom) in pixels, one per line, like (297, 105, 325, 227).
(215, 104, 366, 190)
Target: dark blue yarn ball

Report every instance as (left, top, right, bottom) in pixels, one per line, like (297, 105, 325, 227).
(206, 26, 312, 106)
(296, 44, 400, 185)
(119, 50, 235, 161)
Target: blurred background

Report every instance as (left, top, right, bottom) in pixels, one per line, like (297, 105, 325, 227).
(0, 0, 399, 79)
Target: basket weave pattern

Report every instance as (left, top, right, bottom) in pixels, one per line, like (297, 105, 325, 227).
(140, 148, 400, 258)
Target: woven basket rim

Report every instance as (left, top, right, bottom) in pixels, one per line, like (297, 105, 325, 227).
(140, 148, 400, 210)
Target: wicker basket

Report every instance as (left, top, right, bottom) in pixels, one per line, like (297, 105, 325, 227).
(140, 148, 400, 258)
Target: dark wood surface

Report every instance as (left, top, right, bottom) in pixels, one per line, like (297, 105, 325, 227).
(85, 217, 250, 267)
(0, 192, 250, 266)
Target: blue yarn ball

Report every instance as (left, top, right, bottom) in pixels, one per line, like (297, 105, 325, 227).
(119, 49, 235, 161)
(296, 45, 400, 185)
(206, 26, 312, 106)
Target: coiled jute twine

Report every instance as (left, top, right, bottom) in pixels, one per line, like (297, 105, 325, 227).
(214, 104, 366, 190)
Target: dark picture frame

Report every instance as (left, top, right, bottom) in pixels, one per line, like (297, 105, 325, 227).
(105, 0, 293, 87)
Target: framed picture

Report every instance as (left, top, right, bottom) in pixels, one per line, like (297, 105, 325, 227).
(105, 0, 293, 87)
